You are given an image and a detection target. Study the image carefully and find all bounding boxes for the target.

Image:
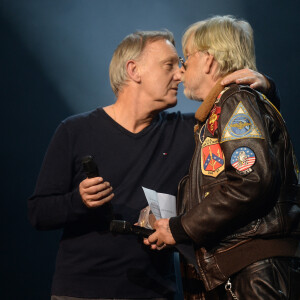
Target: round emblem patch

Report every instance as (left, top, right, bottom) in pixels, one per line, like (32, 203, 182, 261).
(231, 147, 256, 175)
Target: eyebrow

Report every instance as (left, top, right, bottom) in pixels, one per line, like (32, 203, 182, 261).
(161, 56, 179, 64)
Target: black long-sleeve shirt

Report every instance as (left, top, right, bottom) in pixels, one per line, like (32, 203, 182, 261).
(28, 108, 195, 298)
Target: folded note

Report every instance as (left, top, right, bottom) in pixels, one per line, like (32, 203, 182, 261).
(142, 187, 176, 220)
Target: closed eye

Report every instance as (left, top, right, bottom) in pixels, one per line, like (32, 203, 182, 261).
(165, 63, 174, 70)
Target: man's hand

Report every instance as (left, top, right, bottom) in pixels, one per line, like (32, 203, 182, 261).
(221, 68, 270, 94)
(144, 218, 176, 250)
(79, 177, 114, 208)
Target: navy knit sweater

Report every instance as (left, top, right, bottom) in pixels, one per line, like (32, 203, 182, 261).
(28, 108, 195, 298)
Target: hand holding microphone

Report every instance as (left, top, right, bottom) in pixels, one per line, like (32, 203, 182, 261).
(79, 155, 114, 208)
(143, 218, 176, 250)
(110, 220, 155, 238)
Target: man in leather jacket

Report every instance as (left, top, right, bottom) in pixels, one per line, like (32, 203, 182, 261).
(144, 16, 300, 299)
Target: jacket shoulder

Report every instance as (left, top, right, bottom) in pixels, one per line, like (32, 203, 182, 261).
(219, 84, 261, 105)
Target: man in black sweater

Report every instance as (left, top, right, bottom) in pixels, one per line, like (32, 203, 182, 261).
(28, 30, 277, 299)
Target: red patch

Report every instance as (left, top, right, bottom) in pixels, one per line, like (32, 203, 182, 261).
(201, 137, 225, 177)
(207, 106, 221, 135)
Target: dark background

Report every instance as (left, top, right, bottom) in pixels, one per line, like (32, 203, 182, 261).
(1, 0, 300, 299)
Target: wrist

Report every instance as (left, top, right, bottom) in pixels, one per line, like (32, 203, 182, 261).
(169, 215, 190, 243)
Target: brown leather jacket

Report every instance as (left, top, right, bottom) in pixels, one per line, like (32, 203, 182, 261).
(176, 83, 300, 292)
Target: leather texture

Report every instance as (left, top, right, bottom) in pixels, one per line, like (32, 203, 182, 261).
(177, 84, 300, 292)
(185, 257, 300, 300)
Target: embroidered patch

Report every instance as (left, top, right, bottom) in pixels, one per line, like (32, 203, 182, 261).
(231, 147, 256, 175)
(201, 137, 225, 177)
(207, 106, 221, 135)
(199, 124, 206, 144)
(220, 102, 263, 143)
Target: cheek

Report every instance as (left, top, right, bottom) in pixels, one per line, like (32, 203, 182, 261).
(184, 70, 194, 86)
(188, 70, 199, 86)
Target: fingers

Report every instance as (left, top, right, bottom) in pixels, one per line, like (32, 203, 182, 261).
(143, 229, 168, 250)
(86, 192, 114, 208)
(79, 177, 114, 208)
(221, 69, 252, 85)
(144, 232, 159, 250)
(80, 177, 103, 189)
(221, 69, 269, 94)
(86, 182, 112, 199)
(249, 81, 259, 89)
(236, 76, 256, 85)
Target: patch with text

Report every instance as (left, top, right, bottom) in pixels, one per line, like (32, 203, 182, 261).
(231, 147, 256, 175)
(201, 137, 225, 177)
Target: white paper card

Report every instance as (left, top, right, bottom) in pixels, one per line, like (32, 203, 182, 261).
(142, 187, 176, 219)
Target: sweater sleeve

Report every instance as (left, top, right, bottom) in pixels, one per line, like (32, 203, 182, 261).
(264, 75, 280, 111)
(28, 122, 89, 230)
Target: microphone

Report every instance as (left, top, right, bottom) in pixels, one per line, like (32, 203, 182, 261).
(110, 220, 155, 238)
(82, 155, 99, 178)
(81, 155, 114, 220)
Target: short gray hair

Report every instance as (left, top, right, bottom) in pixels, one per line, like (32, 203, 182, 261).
(109, 30, 175, 96)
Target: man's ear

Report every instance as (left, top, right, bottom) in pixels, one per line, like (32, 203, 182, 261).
(126, 60, 141, 83)
(204, 53, 215, 74)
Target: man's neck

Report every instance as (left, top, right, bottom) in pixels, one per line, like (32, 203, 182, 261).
(104, 89, 157, 134)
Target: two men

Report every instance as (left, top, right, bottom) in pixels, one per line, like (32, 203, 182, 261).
(29, 29, 277, 299)
(145, 16, 300, 299)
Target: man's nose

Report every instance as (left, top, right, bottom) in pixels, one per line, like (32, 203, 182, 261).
(174, 66, 184, 81)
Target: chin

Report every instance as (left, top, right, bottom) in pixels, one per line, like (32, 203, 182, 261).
(184, 89, 202, 102)
(156, 98, 177, 111)
(167, 99, 177, 108)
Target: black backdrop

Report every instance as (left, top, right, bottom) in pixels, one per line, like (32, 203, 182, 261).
(1, 1, 300, 299)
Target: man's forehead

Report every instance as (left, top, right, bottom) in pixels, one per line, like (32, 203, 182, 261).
(143, 39, 178, 58)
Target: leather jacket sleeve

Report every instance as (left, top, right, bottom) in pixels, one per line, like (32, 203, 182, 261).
(180, 87, 282, 246)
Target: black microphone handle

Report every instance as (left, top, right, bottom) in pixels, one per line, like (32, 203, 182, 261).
(82, 155, 99, 178)
(81, 155, 114, 219)
(110, 220, 155, 238)
(131, 224, 155, 237)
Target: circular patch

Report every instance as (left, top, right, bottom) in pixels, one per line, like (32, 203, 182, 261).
(229, 114, 253, 137)
(231, 147, 256, 174)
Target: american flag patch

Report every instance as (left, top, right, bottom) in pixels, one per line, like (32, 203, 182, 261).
(231, 147, 256, 175)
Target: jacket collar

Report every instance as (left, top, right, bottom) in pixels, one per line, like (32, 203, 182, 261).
(195, 77, 225, 122)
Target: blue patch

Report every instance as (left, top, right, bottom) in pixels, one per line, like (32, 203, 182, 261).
(221, 102, 263, 143)
(229, 114, 252, 137)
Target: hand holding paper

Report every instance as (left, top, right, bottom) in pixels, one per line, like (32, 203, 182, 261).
(140, 187, 177, 249)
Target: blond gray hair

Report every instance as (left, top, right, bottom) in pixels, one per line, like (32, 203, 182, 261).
(109, 30, 174, 96)
(182, 16, 256, 76)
